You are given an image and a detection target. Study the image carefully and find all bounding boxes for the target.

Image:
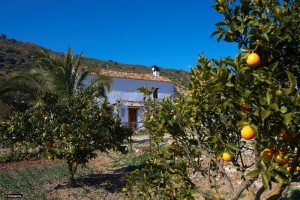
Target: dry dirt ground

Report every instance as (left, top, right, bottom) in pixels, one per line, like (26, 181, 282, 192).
(0, 135, 299, 200)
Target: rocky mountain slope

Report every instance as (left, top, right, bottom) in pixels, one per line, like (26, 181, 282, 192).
(0, 34, 189, 95)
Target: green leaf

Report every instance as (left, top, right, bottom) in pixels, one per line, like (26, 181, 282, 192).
(223, 100, 231, 109)
(241, 90, 252, 99)
(253, 110, 259, 116)
(268, 62, 279, 72)
(210, 30, 219, 38)
(238, 111, 247, 118)
(236, 121, 249, 128)
(217, 33, 223, 42)
(274, 167, 291, 180)
(246, 169, 261, 177)
(284, 112, 292, 125)
(266, 90, 273, 105)
(285, 71, 296, 93)
(261, 110, 272, 121)
(262, 172, 271, 189)
(250, 124, 258, 135)
(270, 103, 279, 111)
(261, 33, 269, 41)
(222, 59, 237, 70)
(214, 106, 222, 114)
(211, 136, 219, 143)
(204, 104, 209, 110)
(240, 48, 251, 52)
(225, 82, 234, 87)
(225, 143, 240, 151)
(215, 22, 227, 26)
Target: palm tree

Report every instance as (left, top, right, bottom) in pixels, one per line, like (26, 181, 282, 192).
(0, 48, 112, 102)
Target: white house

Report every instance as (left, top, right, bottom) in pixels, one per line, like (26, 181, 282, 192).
(91, 66, 174, 129)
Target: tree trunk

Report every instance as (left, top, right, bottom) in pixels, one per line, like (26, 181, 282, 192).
(68, 161, 78, 186)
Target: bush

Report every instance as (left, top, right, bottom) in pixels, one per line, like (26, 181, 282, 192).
(0, 91, 133, 185)
(124, 0, 300, 199)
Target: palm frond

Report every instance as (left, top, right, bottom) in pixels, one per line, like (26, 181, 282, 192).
(76, 71, 89, 91)
(54, 66, 71, 97)
(0, 70, 46, 97)
(73, 51, 84, 75)
(1, 47, 103, 102)
(86, 74, 113, 97)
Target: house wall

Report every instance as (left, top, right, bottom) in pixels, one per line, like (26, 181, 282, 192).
(107, 77, 174, 104)
(111, 78, 173, 129)
(119, 104, 128, 124)
(137, 108, 144, 128)
(86, 76, 173, 130)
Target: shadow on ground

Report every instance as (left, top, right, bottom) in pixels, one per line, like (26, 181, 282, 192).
(53, 165, 143, 192)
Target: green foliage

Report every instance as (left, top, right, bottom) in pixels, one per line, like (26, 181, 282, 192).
(34, 91, 132, 184)
(112, 151, 151, 169)
(0, 111, 38, 163)
(0, 91, 133, 185)
(212, 0, 300, 88)
(0, 46, 133, 185)
(0, 35, 46, 73)
(124, 0, 300, 199)
(0, 48, 112, 99)
(123, 149, 197, 199)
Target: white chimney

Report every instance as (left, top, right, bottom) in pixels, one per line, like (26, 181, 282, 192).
(152, 65, 160, 76)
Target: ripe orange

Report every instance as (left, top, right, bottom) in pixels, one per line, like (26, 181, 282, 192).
(287, 166, 300, 172)
(260, 147, 275, 160)
(44, 116, 49, 121)
(246, 53, 261, 67)
(171, 139, 178, 147)
(279, 130, 288, 140)
(274, 150, 288, 164)
(241, 125, 255, 140)
(279, 130, 297, 141)
(222, 152, 232, 162)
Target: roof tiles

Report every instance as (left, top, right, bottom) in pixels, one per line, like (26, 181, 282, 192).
(95, 69, 172, 83)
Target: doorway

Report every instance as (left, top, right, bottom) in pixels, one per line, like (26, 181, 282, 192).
(128, 108, 138, 129)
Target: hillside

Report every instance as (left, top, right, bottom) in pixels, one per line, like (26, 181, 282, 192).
(0, 34, 189, 95)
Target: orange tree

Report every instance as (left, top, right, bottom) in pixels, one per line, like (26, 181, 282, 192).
(124, 0, 299, 199)
(0, 90, 132, 185)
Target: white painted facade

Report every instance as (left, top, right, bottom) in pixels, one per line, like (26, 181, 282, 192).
(87, 70, 173, 130)
(108, 77, 174, 129)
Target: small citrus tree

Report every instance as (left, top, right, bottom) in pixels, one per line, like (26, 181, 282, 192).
(0, 91, 132, 185)
(124, 0, 299, 199)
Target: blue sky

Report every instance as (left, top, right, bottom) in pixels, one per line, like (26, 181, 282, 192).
(1, 0, 238, 71)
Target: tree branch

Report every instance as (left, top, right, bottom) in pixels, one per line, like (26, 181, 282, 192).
(233, 178, 256, 200)
(193, 126, 235, 193)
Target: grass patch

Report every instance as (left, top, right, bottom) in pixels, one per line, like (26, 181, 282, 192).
(0, 150, 151, 199)
(0, 164, 68, 199)
(111, 151, 152, 170)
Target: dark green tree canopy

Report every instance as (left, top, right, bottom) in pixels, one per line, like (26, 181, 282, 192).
(212, 0, 300, 87)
